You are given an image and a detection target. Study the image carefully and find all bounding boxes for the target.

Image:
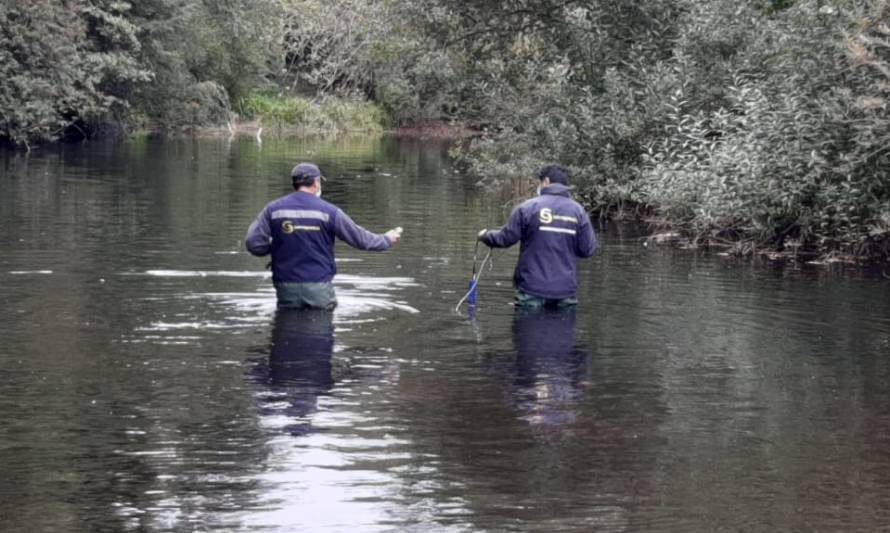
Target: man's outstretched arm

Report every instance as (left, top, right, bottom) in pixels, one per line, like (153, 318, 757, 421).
(480, 206, 523, 248)
(334, 209, 392, 251)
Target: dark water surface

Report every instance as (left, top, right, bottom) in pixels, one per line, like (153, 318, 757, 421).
(2, 137, 890, 532)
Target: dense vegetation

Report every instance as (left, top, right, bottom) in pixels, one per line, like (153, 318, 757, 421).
(2, 0, 889, 258)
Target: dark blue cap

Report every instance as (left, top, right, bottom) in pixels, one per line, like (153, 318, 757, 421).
(291, 163, 324, 186)
(537, 164, 570, 185)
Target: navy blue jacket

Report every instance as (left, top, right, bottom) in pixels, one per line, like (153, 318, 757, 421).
(481, 184, 597, 299)
(245, 192, 390, 283)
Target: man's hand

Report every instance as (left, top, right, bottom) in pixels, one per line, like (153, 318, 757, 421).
(477, 229, 488, 241)
(384, 227, 403, 245)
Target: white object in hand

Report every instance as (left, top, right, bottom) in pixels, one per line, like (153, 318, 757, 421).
(384, 226, 403, 244)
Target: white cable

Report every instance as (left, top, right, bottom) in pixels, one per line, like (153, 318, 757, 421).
(454, 248, 492, 313)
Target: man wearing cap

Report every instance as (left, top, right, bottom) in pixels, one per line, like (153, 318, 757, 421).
(245, 162, 401, 310)
(478, 164, 597, 308)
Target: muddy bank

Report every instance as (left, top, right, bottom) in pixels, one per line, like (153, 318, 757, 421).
(388, 121, 480, 140)
(641, 229, 890, 266)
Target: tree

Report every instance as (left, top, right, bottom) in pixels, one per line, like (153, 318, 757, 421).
(0, 0, 148, 146)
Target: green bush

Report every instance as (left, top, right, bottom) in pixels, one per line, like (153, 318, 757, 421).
(642, 1, 890, 256)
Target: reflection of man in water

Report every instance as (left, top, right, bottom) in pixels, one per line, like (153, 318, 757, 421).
(511, 307, 588, 427)
(250, 310, 335, 436)
(245, 162, 401, 310)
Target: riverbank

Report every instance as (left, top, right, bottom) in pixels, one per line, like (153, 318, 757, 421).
(388, 121, 479, 140)
(580, 199, 890, 264)
(641, 227, 890, 265)
(188, 119, 479, 141)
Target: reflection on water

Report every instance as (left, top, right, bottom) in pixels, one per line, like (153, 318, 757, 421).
(2, 137, 890, 532)
(510, 308, 587, 429)
(240, 312, 467, 533)
(247, 310, 335, 436)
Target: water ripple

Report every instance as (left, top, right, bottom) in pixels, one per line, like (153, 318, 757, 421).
(125, 270, 420, 343)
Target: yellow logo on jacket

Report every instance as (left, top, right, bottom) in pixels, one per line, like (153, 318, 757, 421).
(281, 220, 320, 234)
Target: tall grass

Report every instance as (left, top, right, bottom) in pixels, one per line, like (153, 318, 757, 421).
(238, 93, 384, 133)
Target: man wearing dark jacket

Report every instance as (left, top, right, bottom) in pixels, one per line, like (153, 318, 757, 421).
(245, 162, 401, 310)
(478, 164, 597, 308)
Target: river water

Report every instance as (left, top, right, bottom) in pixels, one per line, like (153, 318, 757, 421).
(1, 136, 889, 532)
